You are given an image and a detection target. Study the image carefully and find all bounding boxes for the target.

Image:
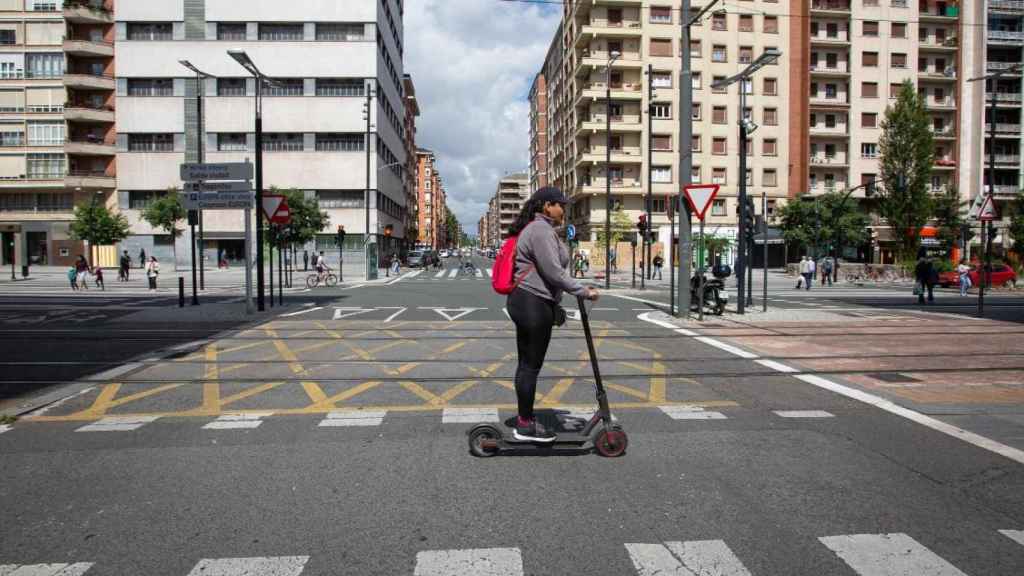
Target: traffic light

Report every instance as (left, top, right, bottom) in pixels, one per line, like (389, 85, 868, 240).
(637, 214, 648, 238)
(742, 197, 757, 243)
(336, 225, 346, 248)
(383, 224, 393, 237)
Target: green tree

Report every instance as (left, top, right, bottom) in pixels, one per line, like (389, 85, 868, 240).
(931, 185, 970, 251)
(1007, 193, 1024, 259)
(444, 208, 460, 247)
(265, 187, 329, 247)
(595, 204, 633, 251)
(878, 80, 935, 262)
(778, 193, 869, 258)
(141, 188, 186, 238)
(69, 199, 131, 263)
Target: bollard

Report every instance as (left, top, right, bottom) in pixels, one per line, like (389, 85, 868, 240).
(178, 277, 185, 308)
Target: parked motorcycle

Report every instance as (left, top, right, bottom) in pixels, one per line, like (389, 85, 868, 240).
(689, 269, 728, 316)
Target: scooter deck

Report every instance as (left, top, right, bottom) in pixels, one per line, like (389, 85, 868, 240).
(499, 414, 594, 446)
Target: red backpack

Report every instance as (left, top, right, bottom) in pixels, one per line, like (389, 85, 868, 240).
(491, 223, 535, 295)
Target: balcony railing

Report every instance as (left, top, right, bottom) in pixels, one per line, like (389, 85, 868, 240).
(987, 61, 1022, 71)
(993, 184, 1021, 196)
(994, 154, 1021, 164)
(809, 156, 848, 165)
(811, 0, 850, 11)
(991, 0, 1024, 11)
(987, 92, 1023, 102)
(996, 123, 1022, 132)
(989, 30, 1024, 42)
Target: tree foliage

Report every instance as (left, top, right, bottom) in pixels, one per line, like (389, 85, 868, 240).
(931, 185, 970, 250)
(878, 80, 935, 261)
(595, 204, 633, 249)
(1008, 193, 1024, 258)
(777, 192, 870, 257)
(69, 199, 131, 247)
(444, 207, 460, 247)
(265, 187, 329, 246)
(141, 188, 186, 238)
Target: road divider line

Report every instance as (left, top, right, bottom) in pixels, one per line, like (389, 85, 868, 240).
(626, 540, 753, 576)
(442, 407, 499, 424)
(319, 409, 387, 427)
(202, 412, 273, 430)
(774, 410, 835, 418)
(659, 405, 727, 420)
(75, 415, 159, 432)
(1000, 529, 1024, 547)
(755, 359, 799, 373)
(384, 307, 407, 322)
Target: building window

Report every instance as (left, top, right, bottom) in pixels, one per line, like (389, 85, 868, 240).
(316, 78, 364, 97)
(691, 103, 701, 120)
(691, 135, 701, 152)
(652, 165, 671, 183)
(316, 23, 365, 41)
(744, 138, 753, 156)
(128, 78, 173, 97)
(650, 6, 672, 23)
(652, 71, 672, 88)
(764, 16, 778, 34)
(27, 121, 63, 146)
(259, 24, 304, 41)
(825, 114, 837, 128)
(28, 1, 57, 11)
(217, 78, 246, 96)
(262, 133, 304, 151)
(739, 15, 753, 32)
(315, 133, 364, 152)
(128, 191, 165, 209)
(712, 12, 727, 31)
(863, 21, 878, 36)
(825, 83, 837, 99)
(262, 78, 304, 96)
(692, 72, 702, 90)
(891, 22, 906, 38)
(25, 53, 64, 78)
(128, 133, 173, 152)
(763, 78, 777, 96)
(217, 23, 247, 40)
(712, 44, 727, 62)
(739, 46, 755, 64)
(862, 112, 877, 128)
(861, 143, 878, 158)
(0, 30, 15, 45)
(26, 153, 63, 178)
(691, 166, 701, 183)
(890, 83, 901, 98)
(745, 169, 753, 185)
(316, 190, 364, 208)
(689, 39, 701, 58)
(763, 108, 778, 126)
(891, 53, 907, 68)
(649, 38, 673, 57)
(763, 138, 777, 156)
(763, 46, 779, 63)
(862, 82, 878, 98)
(711, 198, 726, 215)
(763, 169, 777, 187)
(217, 133, 247, 151)
(712, 106, 727, 124)
(652, 135, 672, 151)
(0, 129, 23, 146)
(712, 137, 727, 155)
(651, 102, 671, 119)
(712, 76, 726, 94)
(127, 23, 172, 41)
(863, 51, 878, 67)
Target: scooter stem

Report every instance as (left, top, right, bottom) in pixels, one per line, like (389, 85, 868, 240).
(577, 295, 613, 424)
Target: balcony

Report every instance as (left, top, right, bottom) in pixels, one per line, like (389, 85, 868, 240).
(809, 126, 849, 138)
(925, 97, 957, 110)
(65, 169, 115, 189)
(918, 68, 957, 81)
(988, 30, 1024, 43)
(809, 156, 849, 167)
(578, 146, 643, 165)
(918, 37, 958, 52)
(580, 178, 643, 195)
(931, 128, 956, 140)
(993, 154, 1021, 165)
(987, 92, 1023, 105)
(933, 158, 957, 169)
(579, 115, 643, 133)
(0, 174, 66, 189)
(918, 5, 959, 21)
(64, 104, 114, 123)
(809, 64, 851, 78)
(576, 49, 643, 73)
(63, 1, 114, 24)
(64, 137, 115, 156)
(809, 34, 850, 46)
(809, 97, 850, 110)
(577, 81, 643, 104)
(63, 38, 114, 58)
(580, 18, 643, 37)
(810, 0, 851, 14)
(995, 122, 1022, 133)
(991, 0, 1024, 13)
(63, 72, 114, 91)
(987, 61, 1022, 73)
(992, 184, 1021, 198)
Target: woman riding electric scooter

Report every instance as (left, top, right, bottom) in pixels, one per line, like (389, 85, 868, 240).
(507, 186, 599, 442)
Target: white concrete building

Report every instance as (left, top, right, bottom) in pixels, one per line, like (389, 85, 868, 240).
(115, 0, 407, 268)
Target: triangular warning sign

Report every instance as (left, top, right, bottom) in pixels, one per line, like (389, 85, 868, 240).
(968, 193, 986, 219)
(262, 195, 284, 221)
(683, 184, 721, 220)
(978, 195, 998, 222)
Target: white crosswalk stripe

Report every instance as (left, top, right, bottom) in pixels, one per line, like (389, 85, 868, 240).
(414, 548, 522, 576)
(0, 564, 93, 576)
(442, 407, 499, 424)
(626, 540, 752, 576)
(75, 416, 159, 432)
(434, 269, 446, 278)
(774, 410, 835, 418)
(819, 533, 969, 576)
(448, 269, 458, 278)
(318, 410, 386, 427)
(185, 556, 308, 576)
(659, 405, 727, 420)
(202, 412, 272, 430)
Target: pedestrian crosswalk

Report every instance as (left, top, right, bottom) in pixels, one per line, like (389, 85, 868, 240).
(5, 529, 1021, 575)
(396, 268, 493, 282)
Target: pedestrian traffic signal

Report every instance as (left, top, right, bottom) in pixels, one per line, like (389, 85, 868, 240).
(336, 225, 346, 247)
(637, 214, 647, 236)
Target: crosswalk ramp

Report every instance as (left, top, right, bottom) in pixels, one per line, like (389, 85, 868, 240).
(5, 530, 1022, 574)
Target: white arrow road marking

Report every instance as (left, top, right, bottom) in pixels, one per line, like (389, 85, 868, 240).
(419, 307, 485, 322)
(186, 556, 309, 576)
(475, 269, 483, 278)
(332, 308, 376, 320)
(564, 308, 581, 321)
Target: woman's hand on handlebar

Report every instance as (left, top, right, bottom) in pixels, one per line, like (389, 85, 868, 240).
(584, 287, 600, 301)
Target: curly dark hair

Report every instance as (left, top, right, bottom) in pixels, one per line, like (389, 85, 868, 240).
(508, 198, 546, 236)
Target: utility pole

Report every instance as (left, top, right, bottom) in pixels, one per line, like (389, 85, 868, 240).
(737, 88, 749, 314)
(604, 52, 620, 290)
(196, 72, 205, 291)
(645, 63, 653, 288)
(678, 0, 699, 317)
(365, 82, 374, 272)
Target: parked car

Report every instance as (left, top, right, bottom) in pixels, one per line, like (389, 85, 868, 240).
(938, 264, 1017, 288)
(406, 250, 428, 268)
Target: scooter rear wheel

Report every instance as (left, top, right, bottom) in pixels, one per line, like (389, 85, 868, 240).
(468, 426, 501, 457)
(594, 428, 628, 457)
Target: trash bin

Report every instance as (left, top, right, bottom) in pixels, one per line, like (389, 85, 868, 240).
(21, 265, 28, 277)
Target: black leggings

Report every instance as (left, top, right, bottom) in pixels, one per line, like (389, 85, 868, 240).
(507, 288, 555, 420)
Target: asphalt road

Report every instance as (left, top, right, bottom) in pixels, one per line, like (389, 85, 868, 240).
(1, 257, 1022, 575)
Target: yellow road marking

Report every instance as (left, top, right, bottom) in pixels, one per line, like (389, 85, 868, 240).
(432, 380, 479, 406)
(605, 382, 650, 400)
(539, 377, 576, 406)
(76, 382, 122, 417)
(301, 381, 328, 404)
(220, 382, 283, 407)
(649, 361, 666, 403)
(106, 383, 183, 409)
(310, 380, 382, 410)
(400, 380, 440, 403)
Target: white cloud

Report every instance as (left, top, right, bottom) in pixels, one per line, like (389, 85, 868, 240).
(404, 0, 560, 234)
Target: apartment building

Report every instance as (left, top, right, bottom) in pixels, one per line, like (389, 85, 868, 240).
(480, 172, 528, 248)
(533, 0, 792, 261)
(403, 73, 418, 244)
(115, 0, 408, 267)
(0, 0, 115, 269)
(528, 72, 547, 193)
(415, 147, 448, 249)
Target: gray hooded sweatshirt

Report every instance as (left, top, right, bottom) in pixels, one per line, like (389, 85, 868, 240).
(514, 214, 588, 302)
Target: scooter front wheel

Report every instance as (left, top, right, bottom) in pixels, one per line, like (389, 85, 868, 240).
(594, 427, 628, 457)
(468, 425, 501, 457)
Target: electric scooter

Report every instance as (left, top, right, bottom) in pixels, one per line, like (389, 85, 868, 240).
(467, 294, 628, 457)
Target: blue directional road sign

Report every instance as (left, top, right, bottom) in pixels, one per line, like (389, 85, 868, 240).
(566, 224, 576, 241)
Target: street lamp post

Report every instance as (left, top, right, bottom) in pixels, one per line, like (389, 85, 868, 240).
(711, 48, 782, 314)
(227, 50, 269, 311)
(604, 50, 621, 290)
(179, 60, 214, 294)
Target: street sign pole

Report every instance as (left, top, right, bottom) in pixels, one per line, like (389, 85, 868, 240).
(698, 218, 705, 321)
(244, 205, 253, 314)
(189, 212, 199, 306)
(762, 191, 768, 312)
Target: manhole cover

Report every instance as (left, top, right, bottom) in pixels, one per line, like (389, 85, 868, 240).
(868, 372, 921, 383)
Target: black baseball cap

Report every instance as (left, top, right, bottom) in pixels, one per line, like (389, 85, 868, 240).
(532, 186, 568, 205)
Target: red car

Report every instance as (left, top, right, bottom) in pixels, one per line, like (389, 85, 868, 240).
(938, 264, 1018, 288)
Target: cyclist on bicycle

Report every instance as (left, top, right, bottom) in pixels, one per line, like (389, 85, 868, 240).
(315, 251, 330, 283)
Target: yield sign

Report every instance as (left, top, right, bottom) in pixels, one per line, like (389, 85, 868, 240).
(977, 195, 998, 222)
(683, 184, 721, 221)
(261, 195, 290, 224)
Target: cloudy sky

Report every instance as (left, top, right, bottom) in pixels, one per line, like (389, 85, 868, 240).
(404, 0, 561, 235)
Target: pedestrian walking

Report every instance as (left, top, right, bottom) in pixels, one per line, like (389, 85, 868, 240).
(609, 248, 618, 273)
(145, 256, 159, 291)
(391, 254, 401, 276)
(139, 248, 146, 269)
(303, 250, 309, 272)
(506, 187, 598, 442)
(572, 252, 584, 278)
(957, 259, 972, 296)
(119, 250, 131, 282)
(821, 257, 833, 287)
(653, 253, 664, 280)
(93, 266, 104, 290)
(67, 266, 78, 290)
(796, 256, 809, 289)
(806, 257, 816, 290)
(914, 249, 936, 304)
(75, 255, 90, 290)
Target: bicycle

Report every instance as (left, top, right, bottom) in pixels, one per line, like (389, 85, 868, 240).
(306, 271, 338, 288)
